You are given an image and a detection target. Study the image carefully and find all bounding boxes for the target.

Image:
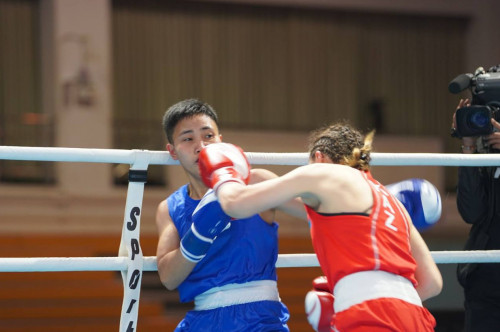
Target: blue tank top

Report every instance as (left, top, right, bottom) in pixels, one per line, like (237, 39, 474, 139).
(168, 184, 279, 303)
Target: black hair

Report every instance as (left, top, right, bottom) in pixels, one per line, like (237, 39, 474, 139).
(162, 98, 219, 143)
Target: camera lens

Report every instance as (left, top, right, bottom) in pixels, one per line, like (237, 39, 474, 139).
(469, 110, 490, 129)
(455, 105, 493, 137)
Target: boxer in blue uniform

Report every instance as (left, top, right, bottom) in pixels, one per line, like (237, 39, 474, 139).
(168, 187, 288, 331)
(156, 99, 304, 331)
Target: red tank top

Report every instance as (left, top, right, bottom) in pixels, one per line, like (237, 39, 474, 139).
(306, 171, 418, 292)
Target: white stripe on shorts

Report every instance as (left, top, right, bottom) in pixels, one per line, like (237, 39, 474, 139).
(334, 270, 422, 313)
(194, 280, 280, 311)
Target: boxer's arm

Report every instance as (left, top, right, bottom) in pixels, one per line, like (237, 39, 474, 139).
(199, 142, 314, 219)
(217, 166, 317, 219)
(409, 223, 443, 301)
(156, 201, 196, 290)
(250, 168, 307, 220)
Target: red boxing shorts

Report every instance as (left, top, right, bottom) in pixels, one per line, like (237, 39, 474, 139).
(333, 297, 436, 332)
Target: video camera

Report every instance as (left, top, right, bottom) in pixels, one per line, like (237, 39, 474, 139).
(449, 65, 500, 141)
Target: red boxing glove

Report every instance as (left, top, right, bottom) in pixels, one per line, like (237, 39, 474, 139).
(198, 143, 251, 193)
(312, 275, 331, 292)
(305, 276, 334, 332)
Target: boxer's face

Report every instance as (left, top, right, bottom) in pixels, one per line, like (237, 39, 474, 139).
(167, 114, 222, 179)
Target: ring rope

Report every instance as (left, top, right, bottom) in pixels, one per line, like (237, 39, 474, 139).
(0, 251, 499, 273)
(2, 146, 500, 166)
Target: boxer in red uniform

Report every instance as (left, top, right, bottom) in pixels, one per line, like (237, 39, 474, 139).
(303, 178, 442, 332)
(198, 122, 443, 331)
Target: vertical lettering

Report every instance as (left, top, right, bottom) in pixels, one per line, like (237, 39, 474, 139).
(130, 238, 140, 260)
(126, 299, 137, 314)
(129, 269, 141, 289)
(127, 207, 141, 231)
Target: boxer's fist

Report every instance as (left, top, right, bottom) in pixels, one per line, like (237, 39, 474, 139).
(198, 143, 251, 193)
(192, 189, 231, 239)
(180, 189, 232, 263)
(312, 275, 330, 293)
(305, 276, 334, 332)
(386, 178, 442, 231)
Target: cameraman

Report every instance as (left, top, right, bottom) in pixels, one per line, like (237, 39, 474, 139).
(453, 98, 500, 331)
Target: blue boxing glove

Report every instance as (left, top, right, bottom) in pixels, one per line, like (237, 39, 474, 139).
(386, 178, 442, 231)
(180, 189, 232, 263)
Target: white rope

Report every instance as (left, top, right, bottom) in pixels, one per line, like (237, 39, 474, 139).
(246, 152, 500, 166)
(0, 251, 499, 272)
(0, 146, 176, 165)
(2, 146, 500, 166)
(0, 257, 130, 272)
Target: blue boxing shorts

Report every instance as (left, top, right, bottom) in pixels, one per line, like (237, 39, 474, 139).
(174, 300, 290, 332)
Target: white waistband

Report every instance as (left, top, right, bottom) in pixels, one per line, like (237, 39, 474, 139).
(194, 280, 280, 311)
(333, 270, 422, 313)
